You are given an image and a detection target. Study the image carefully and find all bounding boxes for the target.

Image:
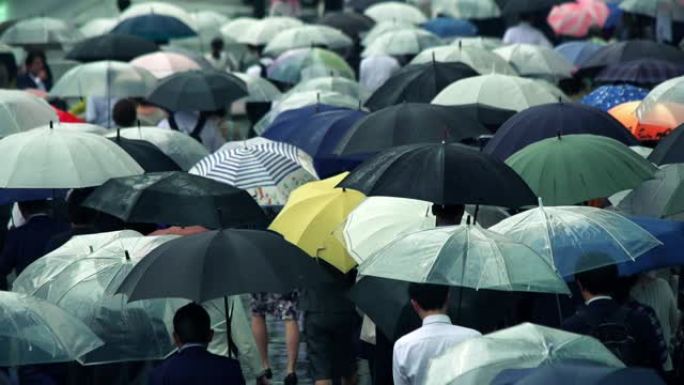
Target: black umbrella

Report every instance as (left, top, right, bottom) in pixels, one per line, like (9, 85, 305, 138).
(318, 12, 375, 38)
(484, 103, 639, 160)
(648, 124, 684, 165)
(365, 62, 478, 111)
(349, 276, 521, 340)
(109, 137, 181, 173)
(146, 70, 247, 112)
(595, 58, 684, 87)
(499, 0, 568, 15)
(337, 143, 537, 207)
(65, 33, 159, 62)
(580, 40, 684, 71)
(115, 229, 334, 302)
(82, 172, 267, 229)
(334, 103, 491, 156)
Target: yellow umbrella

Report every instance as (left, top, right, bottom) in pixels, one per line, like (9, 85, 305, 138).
(269, 172, 365, 273)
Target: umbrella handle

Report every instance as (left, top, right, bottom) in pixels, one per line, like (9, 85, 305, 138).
(223, 296, 238, 359)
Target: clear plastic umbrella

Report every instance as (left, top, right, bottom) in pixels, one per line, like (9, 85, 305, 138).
(362, 29, 442, 57)
(232, 72, 282, 102)
(220, 17, 258, 41)
(130, 52, 201, 79)
(288, 77, 366, 101)
(235, 17, 303, 46)
(359, 223, 569, 294)
(14, 235, 184, 365)
(432, 0, 501, 19)
(0, 90, 58, 137)
(491, 204, 662, 277)
(361, 21, 418, 46)
(426, 323, 624, 385)
(494, 43, 574, 80)
(411, 45, 517, 75)
(51, 122, 108, 135)
(49, 60, 157, 99)
(0, 17, 83, 47)
(0, 291, 104, 366)
(451, 36, 503, 51)
(79, 18, 117, 38)
(636, 75, 684, 127)
(364, 2, 427, 24)
(264, 25, 353, 56)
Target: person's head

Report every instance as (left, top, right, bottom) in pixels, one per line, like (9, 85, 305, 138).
(24, 51, 45, 76)
(66, 188, 97, 226)
(112, 98, 138, 127)
(574, 253, 619, 300)
(18, 199, 50, 218)
(408, 282, 449, 318)
(211, 37, 224, 54)
(172, 302, 214, 347)
(117, 0, 131, 12)
(432, 204, 465, 226)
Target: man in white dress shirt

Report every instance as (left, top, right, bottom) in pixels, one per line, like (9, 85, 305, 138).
(502, 14, 553, 48)
(392, 283, 481, 385)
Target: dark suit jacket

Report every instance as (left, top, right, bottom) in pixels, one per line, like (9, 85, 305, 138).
(0, 215, 68, 289)
(16, 72, 52, 91)
(148, 346, 245, 385)
(562, 298, 662, 370)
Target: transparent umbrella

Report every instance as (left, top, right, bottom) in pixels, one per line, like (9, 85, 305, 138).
(220, 17, 258, 41)
(289, 77, 367, 101)
(0, 17, 83, 47)
(232, 72, 282, 102)
(0, 90, 58, 137)
(364, 2, 427, 24)
(235, 17, 303, 46)
(264, 25, 353, 56)
(636, 75, 684, 128)
(451, 37, 503, 51)
(494, 43, 574, 80)
(361, 21, 417, 46)
(79, 18, 117, 38)
(412, 46, 517, 75)
(432, 0, 501, 20)
(362, 29, 442, 57)
(618, 164, 684, 219)
(49, 60, 157, 99)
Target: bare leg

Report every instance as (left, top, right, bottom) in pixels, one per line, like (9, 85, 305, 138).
(315, 380, 332, 385)
(251, 315, 271, 371)
(284, 319, 300, 374)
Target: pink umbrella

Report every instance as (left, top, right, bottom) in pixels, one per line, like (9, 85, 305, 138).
(130, 52, 201, 79)
(547, 0, 609, 38)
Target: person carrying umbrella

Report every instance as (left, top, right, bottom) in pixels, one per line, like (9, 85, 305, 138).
(502, 13, 553, 48)
(158, 109, 227, 153)
(16, 51, 53, 92)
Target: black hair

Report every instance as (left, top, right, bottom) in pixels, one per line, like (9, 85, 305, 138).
(18, 199, 50, 217)
(117, 0, 131, 12)
(112, 98, 137, 127)
(432, 204, 465, 224)
(409, 282, 449, 311)
(173, 303, 212, 344)
(24, 51, 45, 67)
(574, 254, 619, 296)
(211, 37, 224, 51)
(67, 188, 97, 226)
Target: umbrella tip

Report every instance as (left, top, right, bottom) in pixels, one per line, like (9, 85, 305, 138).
(124, 250, 130, 261)
(557, 130, 561, 140)
(538, 197, 544, 208)
(466, 215, 471, 225)
(89, 245, 93, 253)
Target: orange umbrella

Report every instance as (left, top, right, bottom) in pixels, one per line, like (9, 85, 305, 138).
(609, 101, 672, 142)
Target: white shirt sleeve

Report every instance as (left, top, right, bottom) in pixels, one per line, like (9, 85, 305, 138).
(392, 342, 410, 385)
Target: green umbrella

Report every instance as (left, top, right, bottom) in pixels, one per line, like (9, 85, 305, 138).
(494, 43, 574, 80)
(362, 29, 442, 57)
(263, 25, 353, 56)
(359, 223, 569, 294)
(505, 134, 657, 205)
(412, 45, 517, 75)
(0, 291, 103, 366)
(618, 164, 684, 219)
(364, 2, 427, 24)
(426, 323, 624, 385)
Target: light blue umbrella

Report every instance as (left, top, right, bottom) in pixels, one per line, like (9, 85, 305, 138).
(554, 41, 603, 67)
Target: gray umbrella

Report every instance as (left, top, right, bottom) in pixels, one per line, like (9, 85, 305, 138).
(618, 164, 684, 219)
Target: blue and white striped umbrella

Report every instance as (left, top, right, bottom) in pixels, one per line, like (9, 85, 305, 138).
(190, 140, 318, 207)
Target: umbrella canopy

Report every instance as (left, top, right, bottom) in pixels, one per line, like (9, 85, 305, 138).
(500, 0, 568, 15)
(365, 62, 478, 110)
(235, 16, 303, 46)
(189, 10, 229, 32)
(119, 1, 195, 27)
(343, 197, 434, 264)
(493, 43, 574, 80)
(318, 12, 375, 38)
(364, 2, 427, 24)
(547, 0, 609, 38)
(267, 48, 355, 84)
(617, 217, 684, 276)
(609, 101, 675, 142)
(596, 59, 684, 86)
(432, 0, 501, 19)
(270, 173, 365, 272)
(106, 126, 209, 171)
(83, 172, 266, 229)
(648, 124, 684, 164)
(494, 362, 664, 385)
(190, 140, 318, 207)
(421, 17, 478, 38)
(115, 229, 334, 302)
(0, 17, 83, 47)
(362, 29, 441, 57)
(451, 37, 503, 51)
(362, 20, 417, 46)
(338, 143, 536, 207)
(109, 136, 182, 172)
(130, 51, 201, 79)
(15, 235, 185, 365)
(146, 70, 246, 112)
(580, 84, 648, 112)
(111, 14, 196, 43)
(426, 323, 624, 385)
(0, 127, 143, 188)
(232, 72, 282, 103)
(337, 103, 491, 156)
(262, 105, 367, 177)
(359, 223, 568, 294)
(491, 205, 661, 277)
(0, 90, 58, 137)
(66, 34, 158, 62)
(0, 291, 103, 366)
(484, 103, 638, 160)
(289, 76, 366, 101)
(53, 122, 107, 135)
(505, 134, 657, 205)
(79, 18, 117, 38)
(636, 75, 684, 128)
(411, 45, 517, 75)
(432, 74, 562, 112)
(220, 17, 258, 41)
(620, 0, 684, 22)
(554, 41, 603, 67)
(618, 164, 684, 219)
(264, 25, 353, 56)
(53, 109, 86, 124)
(49, 61, 157, 99)
(580, 40, 684, 71)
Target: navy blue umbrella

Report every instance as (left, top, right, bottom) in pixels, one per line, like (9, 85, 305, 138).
(492, 362, 664, 385)
(580, 40, 684, 71)
(618, 217, 684, 276)
(596, 59, 684, 86)
(484, 103, 638, 160)
(111, 14, 196, 43)
(262, 104, 367, 178)
(421, 17, 478, 38)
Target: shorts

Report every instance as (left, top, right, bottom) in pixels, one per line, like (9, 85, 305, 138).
(250, 292, 299, 321)
(305, 312, 358, 381)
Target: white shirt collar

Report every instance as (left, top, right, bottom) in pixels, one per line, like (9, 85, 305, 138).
(585, 295, 612, 306)
(178, 343, 207, 352)
(422, 314, 452, 326)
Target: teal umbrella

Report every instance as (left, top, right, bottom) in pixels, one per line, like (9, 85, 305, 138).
(0, 291, 103, 366)
(505, 134, 657, 205)
(618, 164, 684, 219)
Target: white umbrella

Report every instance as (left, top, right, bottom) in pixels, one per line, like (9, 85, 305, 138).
(130, 52, 201, 79)
(431, 0, 501, 19)
(264, 25, 353, 56)
(636, 75, 684, 127)
(50, 122, 108, 135)
(236, 17, 303, 46)
(190, 10, 229, 33)
(494, 43, 574, 80)
(289, 77, 366, 101)
(49, 60, 157, 99)
(412, 45, 517, 75)
(79, 18, 117, 38)
(451, 37, 503, 51)
(0, 90, 58, 137)
(364, 2, 427, 24)
(220, 17, 258, 41)
(0, 127, 143, 188)
(1, 17, 83, 46)
(362, 29, 442, 57)
(232, 72, 282, 102)
(106, 126, 210, 171)
(362, 20, 418, 47)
